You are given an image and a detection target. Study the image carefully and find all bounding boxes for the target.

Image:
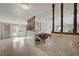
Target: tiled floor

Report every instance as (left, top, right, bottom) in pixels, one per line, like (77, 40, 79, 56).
(0, 37, 53, 56)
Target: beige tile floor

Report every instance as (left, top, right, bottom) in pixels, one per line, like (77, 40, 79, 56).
(0, 37, 53, 56)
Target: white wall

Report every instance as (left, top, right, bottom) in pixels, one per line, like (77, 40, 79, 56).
(40, 20, 52, 33)
(0, 18, 26, 25)
(35, 7, 52, 33)
(1, 23, 11, 39)
(0, 23, 11, 39)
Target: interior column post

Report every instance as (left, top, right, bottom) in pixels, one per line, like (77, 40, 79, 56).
(61, 3, 63, 32)
(51, 4, 55, 33)
(73, 3, 77, 33)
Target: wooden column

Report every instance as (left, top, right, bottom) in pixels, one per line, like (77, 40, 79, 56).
(73, 3, 77, 33)
(61, 3, 63, 32)
(51, 4, 55, 33)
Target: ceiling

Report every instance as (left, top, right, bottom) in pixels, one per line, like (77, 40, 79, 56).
(0, 3, 52, 24)
(0, 3, 79, 25)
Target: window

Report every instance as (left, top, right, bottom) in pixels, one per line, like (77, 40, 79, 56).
(77, 4, 79, 33)
(63, 3, 74, 33)
(27, 16, 35, 31)
(11, 24, 26, 37)
(54, 4, 61, 32)
(52, 3, 79, 35)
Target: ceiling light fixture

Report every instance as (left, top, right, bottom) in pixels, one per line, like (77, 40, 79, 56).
(21, 3, 30, 10)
